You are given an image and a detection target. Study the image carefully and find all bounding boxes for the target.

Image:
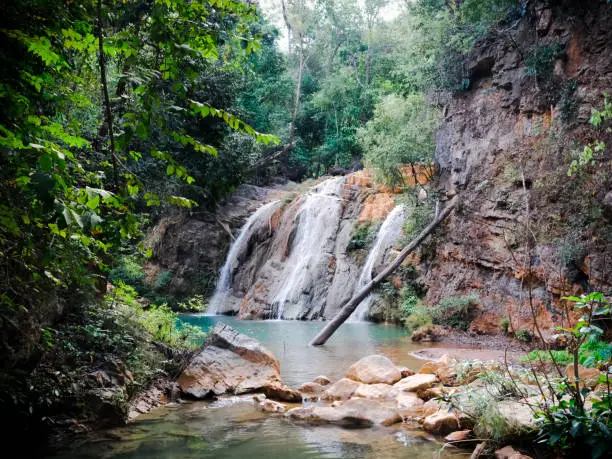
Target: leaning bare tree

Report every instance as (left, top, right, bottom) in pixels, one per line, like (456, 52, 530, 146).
(310, 196, 458, 346)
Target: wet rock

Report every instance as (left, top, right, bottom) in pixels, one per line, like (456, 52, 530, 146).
(178, 323, 298, 401)
(286, 398, 401, 427)
(422, 398, 452, 416)
(398, 367, 416, 378)
(263, 381, 303, 402)
(321, 378, 361, 401)
(396, 392, 425, 418)
(445, 429, 472, 442)
(346, 355, 402, 385)
(422, 411, 460, 435)
(353, 383, 399, 400)
(298, 382, 325, 399)
(394, 374, 438, 392)
(417, 386, 447, 401)
(258, 399, 286, 413)
(471, 443, 486, 459)
(494, 445, 532, 459)
(128, 380, 179, 420)
(418, 354, 458, 385)
(252, 394, 266, 403)
(313, 375, 331, 386)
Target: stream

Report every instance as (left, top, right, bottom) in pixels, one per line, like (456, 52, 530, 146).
(52, 316, 471, 459)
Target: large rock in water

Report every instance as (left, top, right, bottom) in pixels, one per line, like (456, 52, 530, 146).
(346, 355, 402, 385)
(178, 323, 300, 401)
(286, 398, 401, 427)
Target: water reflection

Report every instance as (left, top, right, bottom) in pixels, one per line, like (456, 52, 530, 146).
(181, 315, 428, 386)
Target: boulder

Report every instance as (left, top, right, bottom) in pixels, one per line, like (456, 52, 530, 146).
(263, 380, 302, 402)
(497, 400, 536, 432)
(396, 392, 425, 418)
(298, 382, 325, 399)
(422, 411, 460, 435)
(258, 399, 286, 413)
(417, 386, 447, 401)
(422, 398, 452, 415)
(445, 429, 472, 442)
(346, 355, 402, 385)
(398, 367, 416, 378)
(418, 354, 458, 385)
(313, 375, 331, 386)
(353, 383, 398, 400)
(178, 323, 298, 401)
(394, 374, 438, 392)
(494, 445, 532, 459)
(321, 378, 361, 401)
(566, 364, 601, 389)
(286, 398, 401, 427)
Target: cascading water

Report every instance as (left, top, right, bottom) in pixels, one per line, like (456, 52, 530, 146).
(350, 205, 407, 321)
(271, 177, 345, 319)
(207, 200, 282, 315)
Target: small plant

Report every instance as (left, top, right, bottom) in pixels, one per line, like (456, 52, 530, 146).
(109, 256, 145, 286)
(520, 349, 573, 366)
(525, 43, 565, 78)
(499, 317, 510, 334)
(176, 295, 207, 313)
(403, 305, 433, 333)
(154, 270, 173, 290)
(532, 292, 612, 457)
(430, 294, 479, 330)
(568, 93, 611, 176)
(515, 328, 532, 342)
(347, 221, 378, 253)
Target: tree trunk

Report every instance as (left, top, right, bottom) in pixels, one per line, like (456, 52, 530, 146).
(310, 196, 458, 346)
(97, 0, 119, 190)
(289, 33, 304, 147)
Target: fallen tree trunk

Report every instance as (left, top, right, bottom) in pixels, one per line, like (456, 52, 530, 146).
(310, 196, 458, 346)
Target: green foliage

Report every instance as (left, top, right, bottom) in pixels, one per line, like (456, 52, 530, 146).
(499, 317, 510, 334)
(155, 270, 173, 290)
(431, 294, 479, 330)
(176, 295, 207, 313)
(525, 43, 565, 78)
(515, 328, 532, 342)
(347, 220, 379, 253)
(521, 349, 573, 366)
(403, 305, 433, 333)
(109, 256, 145, 286)
(534, 292, 612, 458)
(568, 94, 611, 176)
(358, 93, 437, 187)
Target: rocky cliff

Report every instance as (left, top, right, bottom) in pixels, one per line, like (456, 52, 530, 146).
(148, 1, 611, 334)
(425, 0, 612, 336)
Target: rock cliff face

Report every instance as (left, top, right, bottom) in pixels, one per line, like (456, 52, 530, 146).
(149, 2, 611, 332)
(425, 0, 612, 335)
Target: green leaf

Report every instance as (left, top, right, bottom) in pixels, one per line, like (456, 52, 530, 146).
(86, 195, 100, 210)
(166, 165, 175, 175)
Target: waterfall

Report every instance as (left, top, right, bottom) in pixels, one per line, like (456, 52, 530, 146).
(207, 200, 281, 315)
(350, 205, 406, 321)
(271, 177, 345, 320)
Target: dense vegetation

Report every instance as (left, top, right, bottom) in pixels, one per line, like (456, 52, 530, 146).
(1, 0, 611, 456)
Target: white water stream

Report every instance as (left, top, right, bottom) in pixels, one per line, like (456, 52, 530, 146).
(350, 205, 407, 321)
(271, 177, 345, 319)
(207, 200, 282, 315)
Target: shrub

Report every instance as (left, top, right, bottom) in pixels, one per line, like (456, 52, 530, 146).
(404, 306, 433, 333)
(155, 270, 173, 290)
(525, 43, 565, 79)
(515, 329, 532, 343)
(176, 295, 207, 313)
(520, 349, 573, 366)
(499, 317, 510, 334)
(430, 294, 479, 330)
(347, 221, 378, 252)
(109, 256, 145, 286)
